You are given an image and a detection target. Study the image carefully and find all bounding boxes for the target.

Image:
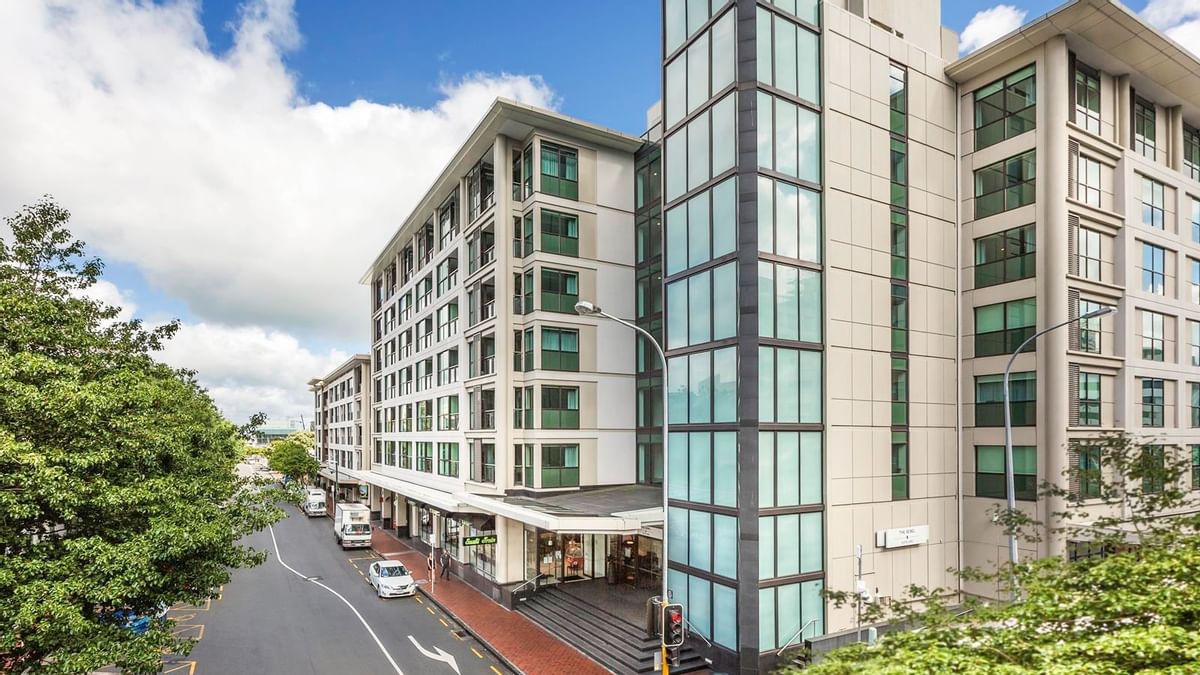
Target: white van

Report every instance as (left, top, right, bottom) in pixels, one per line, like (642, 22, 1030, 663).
(302, 488, 327, 517)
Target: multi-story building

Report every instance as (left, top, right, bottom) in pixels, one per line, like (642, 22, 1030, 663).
(309, 0, 1200, 671)
(947, 0, 1200, 595)
(357, 97, 653, 616)
(309, 355, 371, 501)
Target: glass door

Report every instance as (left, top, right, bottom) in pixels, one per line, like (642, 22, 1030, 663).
(524, 528, 538, 581)
(537, 530, 561, 584)
(563, 535, 584, 580)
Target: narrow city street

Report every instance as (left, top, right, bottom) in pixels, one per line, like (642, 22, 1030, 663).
(182, 505, 511, 675)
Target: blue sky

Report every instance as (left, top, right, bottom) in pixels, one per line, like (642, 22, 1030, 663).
(197, 1, 664, 136)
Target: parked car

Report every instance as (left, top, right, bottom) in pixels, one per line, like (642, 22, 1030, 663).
(367, 560, 416, 598)
(108, 605, 169, 634)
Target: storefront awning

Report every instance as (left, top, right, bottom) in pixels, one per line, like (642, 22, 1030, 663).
(352, 469, 483, 514)
(459, 485, 664, 535)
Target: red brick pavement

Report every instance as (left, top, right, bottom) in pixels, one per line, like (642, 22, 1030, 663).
(370, 528, 608, 675)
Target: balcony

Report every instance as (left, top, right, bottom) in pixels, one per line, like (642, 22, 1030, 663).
(479, 355, 495, 377)
(400, 418, 413, 432)
(480, 410, 496, 430)
(439, 413, 460, 431)
(482, 300, 495, 321)
(417, 415, 433, 432)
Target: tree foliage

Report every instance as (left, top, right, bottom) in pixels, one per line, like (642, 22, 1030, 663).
(0, 198, 286, 673)
(267, 431, 318, 482)
(795, 432, 1200, 674)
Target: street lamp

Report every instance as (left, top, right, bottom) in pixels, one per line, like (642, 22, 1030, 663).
(1002, 305, 1115, 574)
(574, 301, 672, 643)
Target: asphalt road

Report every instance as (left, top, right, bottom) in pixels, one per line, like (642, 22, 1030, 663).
(181, 505, 511, 675)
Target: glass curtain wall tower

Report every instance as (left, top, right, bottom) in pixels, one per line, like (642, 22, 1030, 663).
(662, 0, 824, 669)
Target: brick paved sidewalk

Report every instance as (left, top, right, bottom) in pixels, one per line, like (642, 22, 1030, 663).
(371, 528, 608, 675)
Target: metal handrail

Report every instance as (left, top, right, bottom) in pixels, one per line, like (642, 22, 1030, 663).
(684, 618, 712, 648)
(512, 574, 544, 595)
(777, 618, 818, 655)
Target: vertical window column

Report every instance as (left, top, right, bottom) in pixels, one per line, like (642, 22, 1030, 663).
(889, 62, 909, 501)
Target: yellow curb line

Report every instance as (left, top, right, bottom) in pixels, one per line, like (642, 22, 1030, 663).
(491, 666, 503, 675)
(439, 618, 448, 627)
(471, 647, 483, 659)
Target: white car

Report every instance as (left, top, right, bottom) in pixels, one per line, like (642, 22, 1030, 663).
(368, 560, 416, 598)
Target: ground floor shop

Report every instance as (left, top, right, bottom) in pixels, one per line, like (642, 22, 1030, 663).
(523, 529, 661, 590)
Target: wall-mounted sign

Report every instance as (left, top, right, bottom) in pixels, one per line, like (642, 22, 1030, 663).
(462, 535, 498, 546)
(875, 525, 929, 549)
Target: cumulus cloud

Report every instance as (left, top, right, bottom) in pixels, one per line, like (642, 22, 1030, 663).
(0, 0, 556, 342)
(0, 0, 557, 422)
(73, 279, 137, 323)
(157, 322, 348, 423)
(959, 5, 1028, 54)
(1143, 0, 1200, 55)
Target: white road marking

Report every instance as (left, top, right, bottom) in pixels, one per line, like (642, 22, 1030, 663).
(267, 525, 405, 675)
(408, 635, 461, 674)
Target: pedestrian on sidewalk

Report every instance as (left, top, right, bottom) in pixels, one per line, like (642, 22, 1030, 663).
(427, 551, 435, 576)
(440, 550, 450, 579)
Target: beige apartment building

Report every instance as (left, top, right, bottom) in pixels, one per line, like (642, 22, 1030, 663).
(309, 354, 371, 501)
(949, 0, 1200, 598)
(354, 95, 661, 646)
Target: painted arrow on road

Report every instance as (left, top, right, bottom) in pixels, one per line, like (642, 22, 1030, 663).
(407, 635, 461, 674)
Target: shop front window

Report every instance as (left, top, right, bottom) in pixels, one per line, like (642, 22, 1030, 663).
(443, 518, 461, 561)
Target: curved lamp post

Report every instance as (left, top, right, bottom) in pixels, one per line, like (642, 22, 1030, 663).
(574, 300, 672, 652)
(1002, 305, 1115, 576)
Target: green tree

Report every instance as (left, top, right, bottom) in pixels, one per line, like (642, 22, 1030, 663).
(796, 432, 1200, 674)
(0, 198, 285, 673)
(268, 431, 319, 482)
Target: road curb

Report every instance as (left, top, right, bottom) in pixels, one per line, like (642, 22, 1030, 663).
(369, 543, 524, 675)
(413, 584, 525, 675)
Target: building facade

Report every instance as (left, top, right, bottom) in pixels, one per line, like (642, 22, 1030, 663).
(307, 0, 1200, 672)
(354, 99, 657, 611)
(947, 0, 1200, 596)
(309, 354, 371, 500)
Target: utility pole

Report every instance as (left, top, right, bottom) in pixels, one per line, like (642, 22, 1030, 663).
(855, 544, 863, 643)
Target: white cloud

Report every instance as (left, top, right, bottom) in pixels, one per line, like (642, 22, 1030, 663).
(0, 0, 558, 423)
(0, 0, 556, 343)
(73, 279, 137, 322)
(959, 5, 1028, 54)
(157, 322, 347, 423)
(1143, 0, 1200, 55)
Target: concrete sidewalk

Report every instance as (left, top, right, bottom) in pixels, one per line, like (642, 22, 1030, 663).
(370, 528, 607, 675)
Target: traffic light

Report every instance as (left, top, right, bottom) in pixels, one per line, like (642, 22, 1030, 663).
(662, 603, 684, 647)
(662, 602, 685, 666)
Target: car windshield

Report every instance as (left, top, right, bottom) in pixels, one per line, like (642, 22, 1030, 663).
(347, 524, 370, 534)
(379, 565, 409, 578)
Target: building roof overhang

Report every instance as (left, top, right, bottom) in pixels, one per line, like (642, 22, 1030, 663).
(309, 353, 370, 389)
(946, 0, 1200, 115)
(355, 471, 663, 534)
(359, 98, 644, 284)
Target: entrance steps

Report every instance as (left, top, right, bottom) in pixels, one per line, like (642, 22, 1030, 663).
(515, 585, 708, 674)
